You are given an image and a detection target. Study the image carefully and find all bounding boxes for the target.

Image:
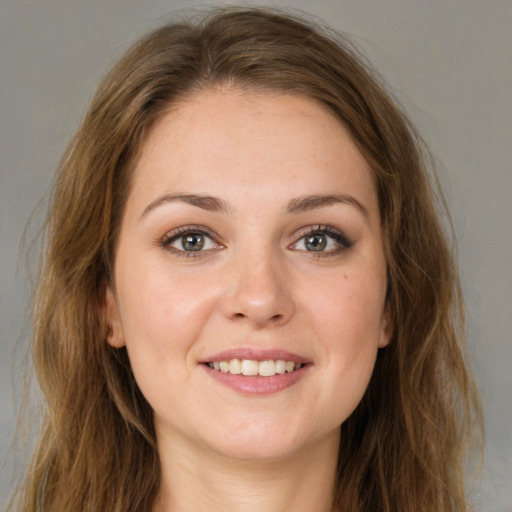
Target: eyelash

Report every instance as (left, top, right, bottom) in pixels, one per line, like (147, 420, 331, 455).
(160, 225, 222, 258)
(291, 225, 353, 257)
(160, 224, 352, 258)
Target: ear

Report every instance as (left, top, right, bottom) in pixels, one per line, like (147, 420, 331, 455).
(378, 302, 393, 348)
(104, 286, 126, 348)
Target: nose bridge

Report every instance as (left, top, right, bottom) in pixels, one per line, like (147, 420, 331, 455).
(222, 240, 295, 327)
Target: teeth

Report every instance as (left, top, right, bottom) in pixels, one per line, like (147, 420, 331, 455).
(259, 360, 275, 376)
(229, 359, 242, 374)
(241, 359, 259, 376)
(275, 360, 286, 374)
(207, 359, 303, 376)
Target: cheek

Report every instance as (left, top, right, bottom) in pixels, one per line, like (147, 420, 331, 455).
(308, 266, 386, 344)
(116, 261, 221, 368)
(303, 266, 385, 413)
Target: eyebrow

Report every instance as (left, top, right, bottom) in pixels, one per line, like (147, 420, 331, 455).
(140, 193, 231, 219)
(140, 192, 368, 220)
(286, 194, 369, 217)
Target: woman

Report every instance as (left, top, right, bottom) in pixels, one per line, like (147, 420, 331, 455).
(11, 7, 482, 512)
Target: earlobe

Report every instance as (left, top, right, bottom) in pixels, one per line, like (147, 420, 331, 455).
(378, 304, 393, 348)
(105, 286, 126, 348)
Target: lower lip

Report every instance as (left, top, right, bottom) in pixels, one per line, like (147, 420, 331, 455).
(201, 364, 310, 395)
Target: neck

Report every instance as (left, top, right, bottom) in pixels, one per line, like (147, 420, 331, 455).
(154, 430, 339, 512)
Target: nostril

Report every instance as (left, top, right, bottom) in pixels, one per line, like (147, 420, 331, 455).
(221, 286, 295, 327)
(230, 311, 283, 323)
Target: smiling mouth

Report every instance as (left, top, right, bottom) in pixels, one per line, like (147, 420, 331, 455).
(205, 359, 304, 377)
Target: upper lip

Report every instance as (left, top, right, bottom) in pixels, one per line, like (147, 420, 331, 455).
(199, 348, 311, 365)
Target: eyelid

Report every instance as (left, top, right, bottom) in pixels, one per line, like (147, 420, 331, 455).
(160, 225, 224, 257)
(159, 223, 352, 258)
(290, 224, 353, 254)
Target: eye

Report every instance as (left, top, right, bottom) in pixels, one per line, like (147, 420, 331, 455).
(161, 226, 222, 256)
(291, 225, 352, 255)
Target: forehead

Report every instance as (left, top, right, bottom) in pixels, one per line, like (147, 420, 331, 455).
(128, 88, 378, 218)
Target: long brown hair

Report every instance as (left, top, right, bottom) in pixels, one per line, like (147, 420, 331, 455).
(11, 7, 482, 511)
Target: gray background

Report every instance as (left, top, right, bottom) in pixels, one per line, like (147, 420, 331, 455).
(1, 1, 511, 510)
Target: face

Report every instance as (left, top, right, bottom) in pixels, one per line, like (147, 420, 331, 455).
(106, 88, 391, 461)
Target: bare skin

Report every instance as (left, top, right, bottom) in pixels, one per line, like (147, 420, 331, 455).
(106, 88, 391, 512)
(154, 427, 338, 512)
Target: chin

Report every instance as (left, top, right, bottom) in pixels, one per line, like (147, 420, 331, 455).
(211, 435, 303, 462)
(202, 416, 333, 463)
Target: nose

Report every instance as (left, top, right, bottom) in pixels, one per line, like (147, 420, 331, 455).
(221, 251, 296, 328)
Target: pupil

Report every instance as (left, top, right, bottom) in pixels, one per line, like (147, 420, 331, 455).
(182, 234, 204, 251)
(305, 234, 326, 251)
